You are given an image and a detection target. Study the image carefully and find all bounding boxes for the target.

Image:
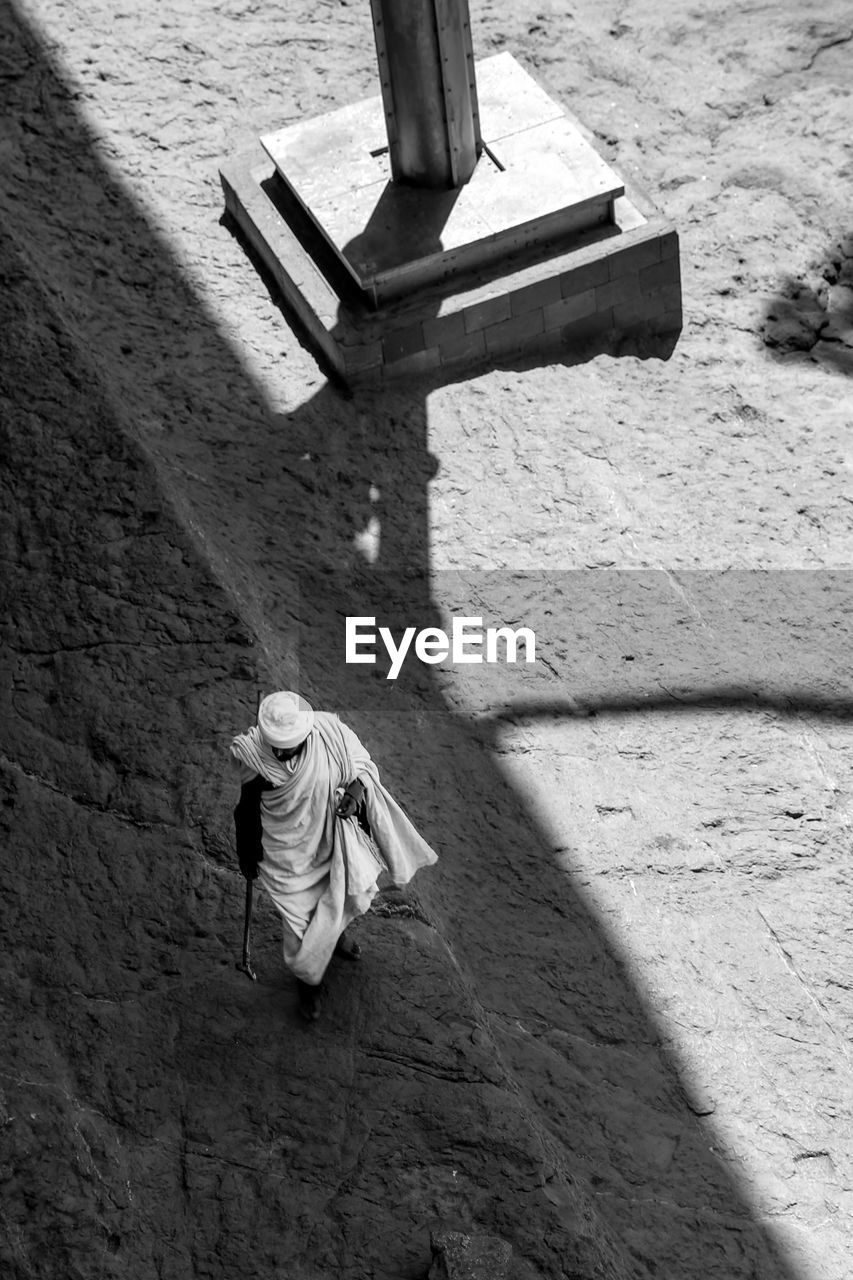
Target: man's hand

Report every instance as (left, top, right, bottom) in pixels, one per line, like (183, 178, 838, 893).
(336, 778, 365, 819)
(238, 852, 260, 880)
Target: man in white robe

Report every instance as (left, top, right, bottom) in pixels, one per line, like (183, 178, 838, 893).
(230, 690, 438, 1021)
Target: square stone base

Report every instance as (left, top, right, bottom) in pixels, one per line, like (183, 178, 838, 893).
(261, 54, 626, 308)
(220, 54, 681, 386)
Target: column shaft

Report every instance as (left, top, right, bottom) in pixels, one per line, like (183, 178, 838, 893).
(370, 0, 481, 188)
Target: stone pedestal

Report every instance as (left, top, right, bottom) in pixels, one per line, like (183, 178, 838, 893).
(221, 53, 681, 385)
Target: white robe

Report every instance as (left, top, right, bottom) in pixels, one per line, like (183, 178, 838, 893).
(230, 712, 438, 982)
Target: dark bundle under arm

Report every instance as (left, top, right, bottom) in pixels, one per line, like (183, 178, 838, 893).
(233, 774, 273, 879)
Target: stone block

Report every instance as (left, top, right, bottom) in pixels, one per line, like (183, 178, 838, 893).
(654, 282, 683, 315)
(559, 256, 609, 298)
(464, 293, 512, 334)
(657, 307, 684, 332)
(612, 192, 647, 232)
(440, 327, 487, 367)
(639, 256, 681, 294)
(428, 1229, 513, 1280)
(383, 320, 426, 363)
(561, 306, 615, 345)
(423, 310, 466, 348)
(608, 232, 662, 279)
(595, 273, 642, 311)
(510, 273, 563, 316)
(612, 295, 658, 328)
(484, 307, 545, 355)
(613, 283, 681, 331)
(543, 287, 597, 331)
(382, 345, 441, 382)
(660, 228, 680, 259)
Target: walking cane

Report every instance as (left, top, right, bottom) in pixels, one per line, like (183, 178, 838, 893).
(236, 875, 257, 982)
(235, 688, 262, 982)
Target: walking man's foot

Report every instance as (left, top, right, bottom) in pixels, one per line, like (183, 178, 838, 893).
(334, 929, 362, 961)
(296, 978, 323, 1022)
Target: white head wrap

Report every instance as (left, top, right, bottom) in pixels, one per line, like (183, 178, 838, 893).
(257, 691, 315, 749)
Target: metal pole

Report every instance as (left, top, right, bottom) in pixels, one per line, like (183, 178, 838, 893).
(370, 0, 482, 189)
